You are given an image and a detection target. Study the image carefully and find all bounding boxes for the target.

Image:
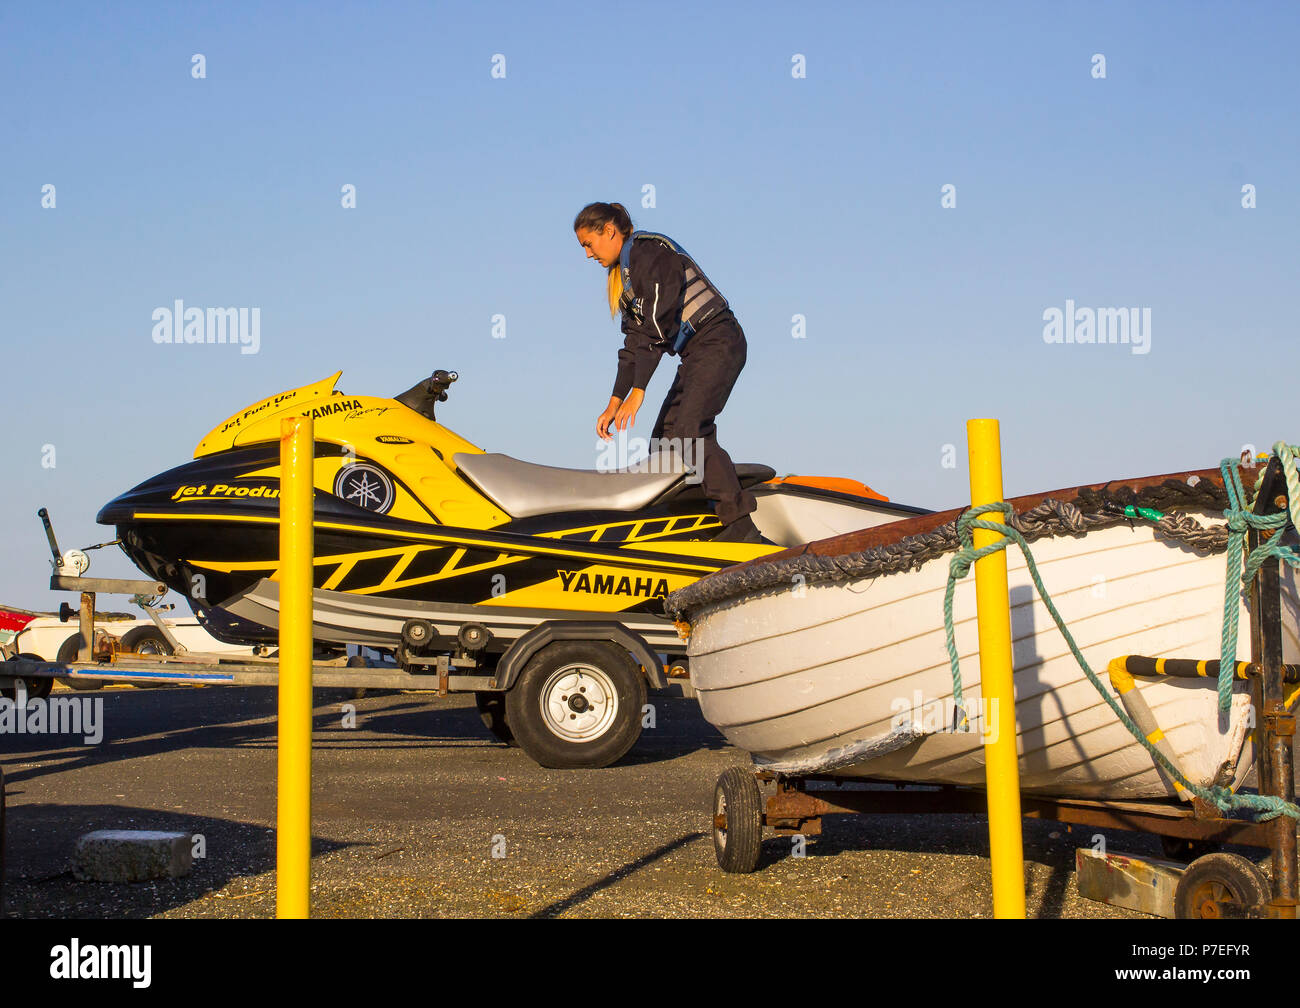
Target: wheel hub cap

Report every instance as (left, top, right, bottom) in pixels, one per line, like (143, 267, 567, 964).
(540, 663, 618, 742)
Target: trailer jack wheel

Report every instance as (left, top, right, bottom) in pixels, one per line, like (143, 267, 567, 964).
(713, 767, 763, 874)
(1174, 852, 1269, 919)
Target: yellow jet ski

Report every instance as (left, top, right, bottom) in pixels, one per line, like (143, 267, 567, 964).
(98, 368, 925, 766)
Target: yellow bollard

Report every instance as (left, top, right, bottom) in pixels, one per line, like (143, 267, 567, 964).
(966, 418, 1026, 919)
(277, 415, 314, 919)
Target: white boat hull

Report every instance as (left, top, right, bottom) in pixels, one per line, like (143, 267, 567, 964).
(684, 508, 1292, 800)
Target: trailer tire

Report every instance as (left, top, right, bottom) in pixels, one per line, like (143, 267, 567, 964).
(475, 692, 517, 747)
(55, 634, 106, 691)
(1, 654, 54, 701)
(713, 767, 763, 874)
(1174, 852, 1269, 919)
(504, 640, 645, 769)
(116, 626, 175, 688)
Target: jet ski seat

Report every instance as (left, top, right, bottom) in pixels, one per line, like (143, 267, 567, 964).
(453, 451, 689, 519)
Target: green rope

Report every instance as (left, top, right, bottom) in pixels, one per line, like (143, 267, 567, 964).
(1217, 452, 1300, 711)
(942, 498, 1300, 824)
(942, 502, 1015, 721)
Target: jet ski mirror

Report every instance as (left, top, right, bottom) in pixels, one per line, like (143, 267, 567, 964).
(396, 369, 458, 421)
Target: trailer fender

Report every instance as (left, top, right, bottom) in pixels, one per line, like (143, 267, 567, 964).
(495, 621, 665, 692)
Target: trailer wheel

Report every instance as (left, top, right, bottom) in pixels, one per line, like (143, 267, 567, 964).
(116, 626, 176, 688)
(1, 654, 54, 701)
(119, 625, 174, 656)
(504, 641, 645, 769)
(1174, 852, 1269, 919)
(475, 692, 517, 747)
(713, 767, 763, 874)
(55, 634, 105, 690)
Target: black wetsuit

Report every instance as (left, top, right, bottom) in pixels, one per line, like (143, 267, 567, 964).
(611, 234, 756, 526)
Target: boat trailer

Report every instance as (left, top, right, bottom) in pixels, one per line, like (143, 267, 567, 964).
(1, 510, 688, 771)
(710, 456, 1300, 920)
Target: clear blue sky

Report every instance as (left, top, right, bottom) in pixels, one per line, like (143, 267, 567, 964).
(1, 1, 1296, 606)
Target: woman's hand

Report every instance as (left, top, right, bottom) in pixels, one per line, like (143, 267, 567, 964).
(613, 388, 644, 434)
(596, 397, 620, 441)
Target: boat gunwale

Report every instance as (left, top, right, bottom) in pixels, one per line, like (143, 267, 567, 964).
(667, 466, 1228, 617)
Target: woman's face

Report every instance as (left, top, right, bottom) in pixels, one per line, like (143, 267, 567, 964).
(575, 223, 623, 269)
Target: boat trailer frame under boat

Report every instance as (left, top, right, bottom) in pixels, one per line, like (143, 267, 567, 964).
(711, 456, 1300, 920)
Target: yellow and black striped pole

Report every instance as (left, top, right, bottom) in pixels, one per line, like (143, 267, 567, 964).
(277, 415, 314, 918)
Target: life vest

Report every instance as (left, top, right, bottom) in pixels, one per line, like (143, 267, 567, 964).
(618, 231, 728, 352)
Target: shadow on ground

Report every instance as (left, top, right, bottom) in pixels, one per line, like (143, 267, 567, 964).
(0, 688, 726, 788)
(1, 801, 358, 919)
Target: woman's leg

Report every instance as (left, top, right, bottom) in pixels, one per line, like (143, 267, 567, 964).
(659, 327, 756, 526)
(650, 369, 684, 443)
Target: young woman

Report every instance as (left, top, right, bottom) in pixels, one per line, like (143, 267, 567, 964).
(573, 201, 768, 543)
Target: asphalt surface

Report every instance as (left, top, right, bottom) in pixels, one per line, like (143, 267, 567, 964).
(0, 683, 1187, 918)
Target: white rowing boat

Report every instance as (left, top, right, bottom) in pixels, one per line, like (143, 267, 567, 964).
(668, 469, 1298, 800)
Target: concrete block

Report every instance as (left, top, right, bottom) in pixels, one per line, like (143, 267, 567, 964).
(73, 830, 193, 883)
(1076, 847, 1184, 918)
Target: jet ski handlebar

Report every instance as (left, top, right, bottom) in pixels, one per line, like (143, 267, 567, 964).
(395, 369, 458, 421)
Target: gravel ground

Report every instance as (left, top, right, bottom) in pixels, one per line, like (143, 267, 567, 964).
(0, 683, 1200, 918)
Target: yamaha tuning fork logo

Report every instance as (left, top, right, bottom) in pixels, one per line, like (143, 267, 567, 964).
(334, 463, 395, 513)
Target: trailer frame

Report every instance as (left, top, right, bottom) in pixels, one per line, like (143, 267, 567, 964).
(0, 570, 689, 768)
